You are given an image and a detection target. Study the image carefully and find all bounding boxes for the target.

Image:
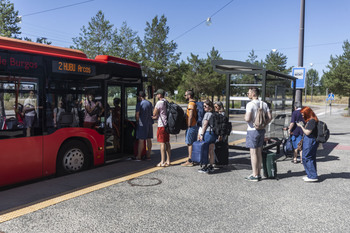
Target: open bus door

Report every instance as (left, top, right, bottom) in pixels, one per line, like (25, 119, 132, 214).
(105, 84, 138, 161)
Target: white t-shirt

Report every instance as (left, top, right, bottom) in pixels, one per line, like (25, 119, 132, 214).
(24, 97, 36, 117)
(155, 99, 167, 127)
(245, 99, 270, 131)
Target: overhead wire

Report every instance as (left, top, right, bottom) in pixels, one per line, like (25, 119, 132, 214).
(20, 0, 94, 17)
(172, 0, 235, 41)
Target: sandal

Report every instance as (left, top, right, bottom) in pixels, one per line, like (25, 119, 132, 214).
(156, 163, 165, 167)
(163, 162, 170, 167)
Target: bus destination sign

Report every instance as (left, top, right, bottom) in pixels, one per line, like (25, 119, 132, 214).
(52, 60, 96, 76)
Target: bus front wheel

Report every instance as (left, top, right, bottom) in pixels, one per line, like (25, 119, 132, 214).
(57, 140, 90, 175)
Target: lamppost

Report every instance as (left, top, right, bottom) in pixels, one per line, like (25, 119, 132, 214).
(309, 63, 314, 102)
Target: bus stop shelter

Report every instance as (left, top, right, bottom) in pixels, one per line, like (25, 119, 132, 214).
(212, 59, 297, 151)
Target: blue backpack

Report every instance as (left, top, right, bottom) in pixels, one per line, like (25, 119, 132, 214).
(195, 101, 205, 127)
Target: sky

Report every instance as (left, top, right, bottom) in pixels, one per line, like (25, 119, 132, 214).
(10, 0, 350, 76)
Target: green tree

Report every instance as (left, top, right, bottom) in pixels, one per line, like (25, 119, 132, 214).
(202, 47, 225, 101)
(72, 10, 115, 59)
(112, 21, 140, 62)
(264, 50, 291, 73)
(323, 40, 350, 112)
(180, 53, 206, 99)
(138, 15, 180, 91)
(0, 0, 21, 38)
(306, 68, 319, 100)
(23, 36, 52, 45)
(246, 49, 263, 67)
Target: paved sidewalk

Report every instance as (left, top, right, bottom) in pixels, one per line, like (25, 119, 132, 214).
(1, 104, 350, 233)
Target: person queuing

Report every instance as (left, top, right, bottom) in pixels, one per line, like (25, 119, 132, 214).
(152, 89, 171, 167)
(244, 87, 272, 182)
(135, 91, 153, 161)
(287, 102, 304, 164)
(214, 101, 226, 142)
(198, 99, 218, 174)
(181, 90, 198, 167)
(296, 106, 319, 182)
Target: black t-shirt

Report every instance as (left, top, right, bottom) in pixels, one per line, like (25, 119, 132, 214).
(305, 119, 318, 138)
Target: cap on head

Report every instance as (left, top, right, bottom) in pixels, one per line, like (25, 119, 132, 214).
(155, 89, 165, 96)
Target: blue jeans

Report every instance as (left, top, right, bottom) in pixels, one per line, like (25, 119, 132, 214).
(203, 131, 217, 144)
(302, 135, 318, 179)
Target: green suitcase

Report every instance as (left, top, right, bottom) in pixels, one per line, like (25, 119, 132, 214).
(262, 151, 277, 179)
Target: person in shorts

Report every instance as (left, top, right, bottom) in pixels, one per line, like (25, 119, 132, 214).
(152, 89, 171, 167)
(135, 91, 153, 161)
(244, 87, 271, 181)
(181, 90, 199, 167)
(287, 102, 304, 164)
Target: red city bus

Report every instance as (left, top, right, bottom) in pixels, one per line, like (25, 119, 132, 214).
(0, 37, 144, 187)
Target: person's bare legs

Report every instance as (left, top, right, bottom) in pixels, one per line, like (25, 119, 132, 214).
(250, 148, 259, 177)
(256, 146, 262, 176)
(137, 139, 145, 160)
(146, 138, 152, 159)
(209, 144, 215, 165)
(293, 149, 298, 163)
(157, 143, 166, 166)
(188, 144, 192, 160)
(165, 142, 171, 165)
(26, 127, 31, 137)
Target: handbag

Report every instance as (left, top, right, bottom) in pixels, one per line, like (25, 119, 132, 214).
(297, 136, 304, 151)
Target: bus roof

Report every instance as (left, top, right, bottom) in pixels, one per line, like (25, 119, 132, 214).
(94, 55, 141, 68)
(0, 37, 142, 70)
(0, 36, 87, 58)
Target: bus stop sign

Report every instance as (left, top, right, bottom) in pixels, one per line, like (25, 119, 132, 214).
(291, 67, 306, 88)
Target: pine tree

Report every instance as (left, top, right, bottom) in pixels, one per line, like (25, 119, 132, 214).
(0, 0, 21, 38)
(323, 40, 350, 113)
(138, 15, 180, 91)
(72, 11, 115, 59)
(114, 21, 140, 62)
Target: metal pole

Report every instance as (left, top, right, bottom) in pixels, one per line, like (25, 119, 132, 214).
(225, 74, 230, 117)
(296, 0, 305, 104)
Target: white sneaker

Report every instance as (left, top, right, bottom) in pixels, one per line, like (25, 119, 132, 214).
(304, 177, 318, 182)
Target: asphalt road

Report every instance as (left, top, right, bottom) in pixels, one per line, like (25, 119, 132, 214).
(0, 104, 349, 233)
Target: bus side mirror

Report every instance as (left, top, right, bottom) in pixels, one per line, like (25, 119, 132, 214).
(147, 86, 153, 99)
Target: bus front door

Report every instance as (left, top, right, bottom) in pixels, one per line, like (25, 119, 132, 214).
(105, 85, 122, 161)
(122, 86, 138, 155)
(105, 85, 138, 161)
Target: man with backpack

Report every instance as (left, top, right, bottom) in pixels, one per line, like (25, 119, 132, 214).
(181, 90, 199, 167)
(287, 102, 304, 164)
(152, 89, 171, 167)
(244, 87, 272, 181)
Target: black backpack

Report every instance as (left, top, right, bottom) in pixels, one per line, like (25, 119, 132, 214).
(316, 121, 330, 143)
(165, 101, 186, 134)
(209, 112, 232, 136)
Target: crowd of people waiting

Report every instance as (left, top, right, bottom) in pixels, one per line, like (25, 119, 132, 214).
(135, 87, 321, 183)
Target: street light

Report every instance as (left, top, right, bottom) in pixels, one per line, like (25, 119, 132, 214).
(206, 17, 212, 26)
(309, 63, 315, 102)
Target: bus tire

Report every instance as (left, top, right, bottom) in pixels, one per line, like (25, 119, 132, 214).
(57, 140, 90, 175)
